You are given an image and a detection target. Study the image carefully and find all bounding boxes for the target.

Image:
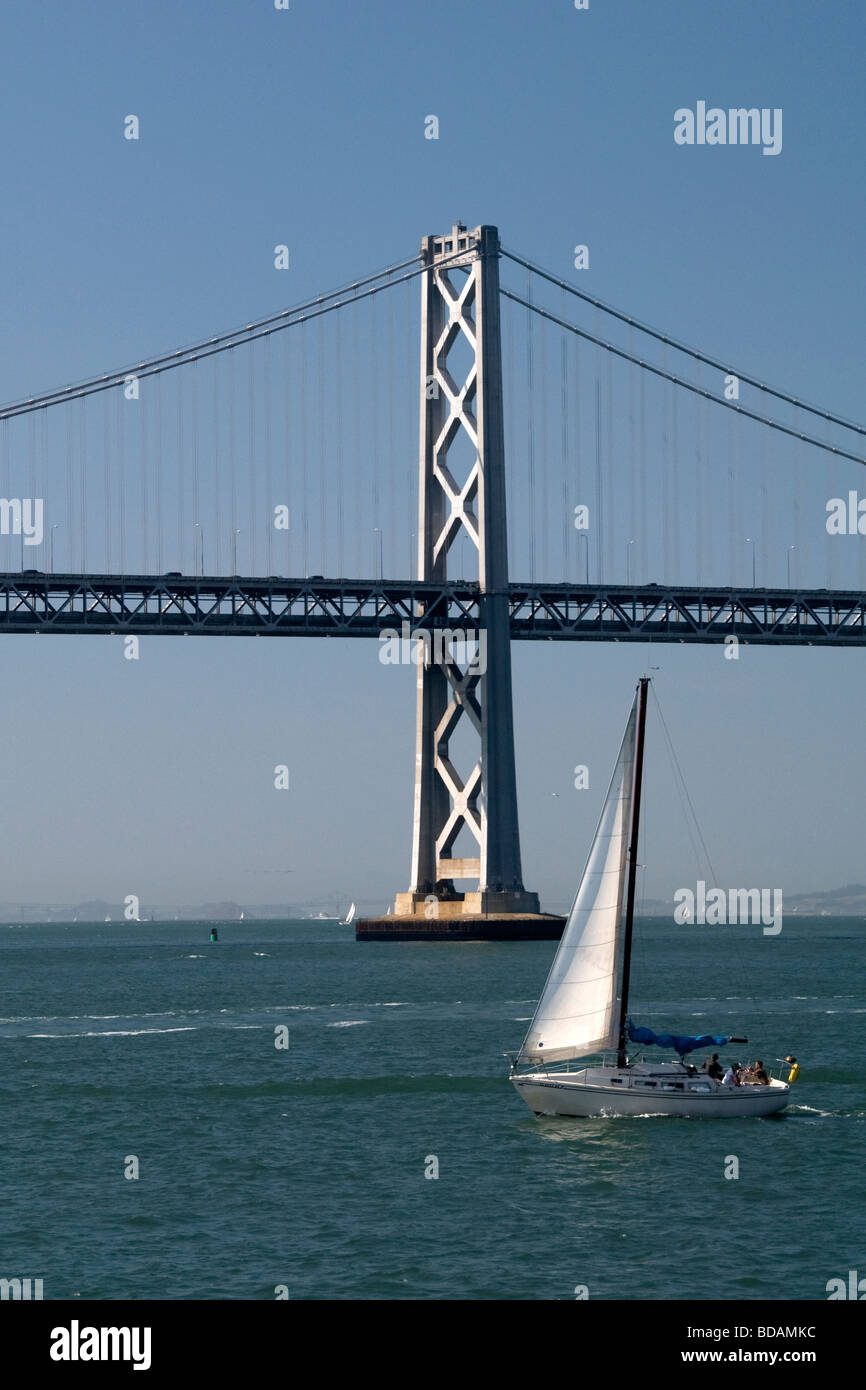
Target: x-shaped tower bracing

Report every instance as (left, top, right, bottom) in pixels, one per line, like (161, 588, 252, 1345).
(393, 224, 541, 919)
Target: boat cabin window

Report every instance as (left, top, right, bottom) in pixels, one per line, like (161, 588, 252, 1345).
(662, 1082, 684, 1091)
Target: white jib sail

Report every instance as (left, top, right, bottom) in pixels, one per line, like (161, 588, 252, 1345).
(518, 693, 638, 1065)
(345, 903, 356, 924)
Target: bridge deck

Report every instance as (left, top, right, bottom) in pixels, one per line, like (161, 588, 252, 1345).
(0, 574, 864, 645)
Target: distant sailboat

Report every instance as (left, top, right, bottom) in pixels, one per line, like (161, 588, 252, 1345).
(104, 915, 111, 922)
(340, 902, 356, 926)
(510, 677, 791, 1119)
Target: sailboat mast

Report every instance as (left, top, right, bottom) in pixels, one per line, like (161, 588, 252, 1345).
(616, 676, 649, 1069)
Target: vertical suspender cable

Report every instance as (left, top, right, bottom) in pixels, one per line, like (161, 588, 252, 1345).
(560, 312, 569, 581)
(176, 368, 184, 571)
(352, 299, 361, 580)
(335, 306, 344, 578)
(661, 353, 669, 585)
(140, 376, 149, 574)
(825, 414, 834, 591)
(140, 380, 147, 573)
(282, 327, 291, 576)
(638, 361, 646, 583)
(214, 354, 222, 574)
(104, 391, 111, 571)
(526, 271, 536, 582)
(595, 378, 602, 584)
(79, 398, 87, 573)
(66, 407, 74, 571)
(761, 410, 771, 587)
(539, 306, 548, 579)
(264, 334, 272, 576)
(300, 322, 309, 576)
(387, 277, 396, 580)
(733, 404, 742, 585)
(606, 350, 614, 581)
(695, 365, 703, 586)
(370, 292, 379, 577)
(117, 385, 125, 575)
(27, 409, 36, 571)
(573, 329, 581, 585)
(793, 405, 802, 588)
(249, 339, 257, 574)
(0, 419, 8, 537)
(39, 407, 48, 571)
(671, 363, 679, 584)
(191, 361, 199, 574)
(155, 372, 163, 574)
(317, 313, 326, 576)
(594, 304, 603, 585)
(628, 328, 636, 582)
(228, 349, 236, 571)
(726, 407, 734, 587)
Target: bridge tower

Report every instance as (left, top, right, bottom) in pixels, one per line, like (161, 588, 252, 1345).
(357, 224, 564, 941)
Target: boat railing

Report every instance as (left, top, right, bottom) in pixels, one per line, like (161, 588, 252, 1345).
(509, 1049, 794, 1084)
(769, 1060, 796, 1084)
(506, 1054, 585, 1077)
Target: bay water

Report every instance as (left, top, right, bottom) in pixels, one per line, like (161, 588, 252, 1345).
(1, 916, 862, 1300)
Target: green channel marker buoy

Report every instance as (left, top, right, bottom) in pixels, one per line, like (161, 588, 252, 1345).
(209, 928, 218, 943)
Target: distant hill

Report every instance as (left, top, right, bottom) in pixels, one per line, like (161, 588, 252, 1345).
(782, 884, 866, 916)
(0, 899, 249, 923)
(637, 884, 866, 918)
(0, 886, 864, 922)
(0, 899, 345, 922)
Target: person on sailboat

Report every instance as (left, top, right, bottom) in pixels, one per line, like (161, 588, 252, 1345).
(721, 1061, 742, 1086)
(744, 1060, 769, 1085)
(702, 1053, 724, 1081)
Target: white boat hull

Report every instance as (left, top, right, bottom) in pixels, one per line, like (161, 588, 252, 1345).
(512, 1064, 790, 1118)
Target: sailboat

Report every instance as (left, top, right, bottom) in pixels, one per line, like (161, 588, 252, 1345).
(510, 677, 791, 1118)
(340, 902, 356, 926)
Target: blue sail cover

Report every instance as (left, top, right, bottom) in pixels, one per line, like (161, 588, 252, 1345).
(627, 1021, 730, 1057)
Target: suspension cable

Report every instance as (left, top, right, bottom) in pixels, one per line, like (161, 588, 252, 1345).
(501, 288, 866, 468)
(0, 245, 477, 422)
(502, 246, 866, 438)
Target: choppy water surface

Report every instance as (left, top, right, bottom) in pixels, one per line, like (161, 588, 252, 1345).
(0, 917, 862, 1299)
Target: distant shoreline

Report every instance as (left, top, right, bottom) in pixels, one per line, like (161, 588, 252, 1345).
(2, 901, 866, 925)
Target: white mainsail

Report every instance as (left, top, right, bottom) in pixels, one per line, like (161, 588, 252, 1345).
(518, 693, 638, 1065)
(344, 902, 356, 925)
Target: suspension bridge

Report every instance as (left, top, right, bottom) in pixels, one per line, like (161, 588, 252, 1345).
(2, 222, 863, 938)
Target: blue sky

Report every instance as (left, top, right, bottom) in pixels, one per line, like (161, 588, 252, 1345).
(1, 0, 865, 911)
